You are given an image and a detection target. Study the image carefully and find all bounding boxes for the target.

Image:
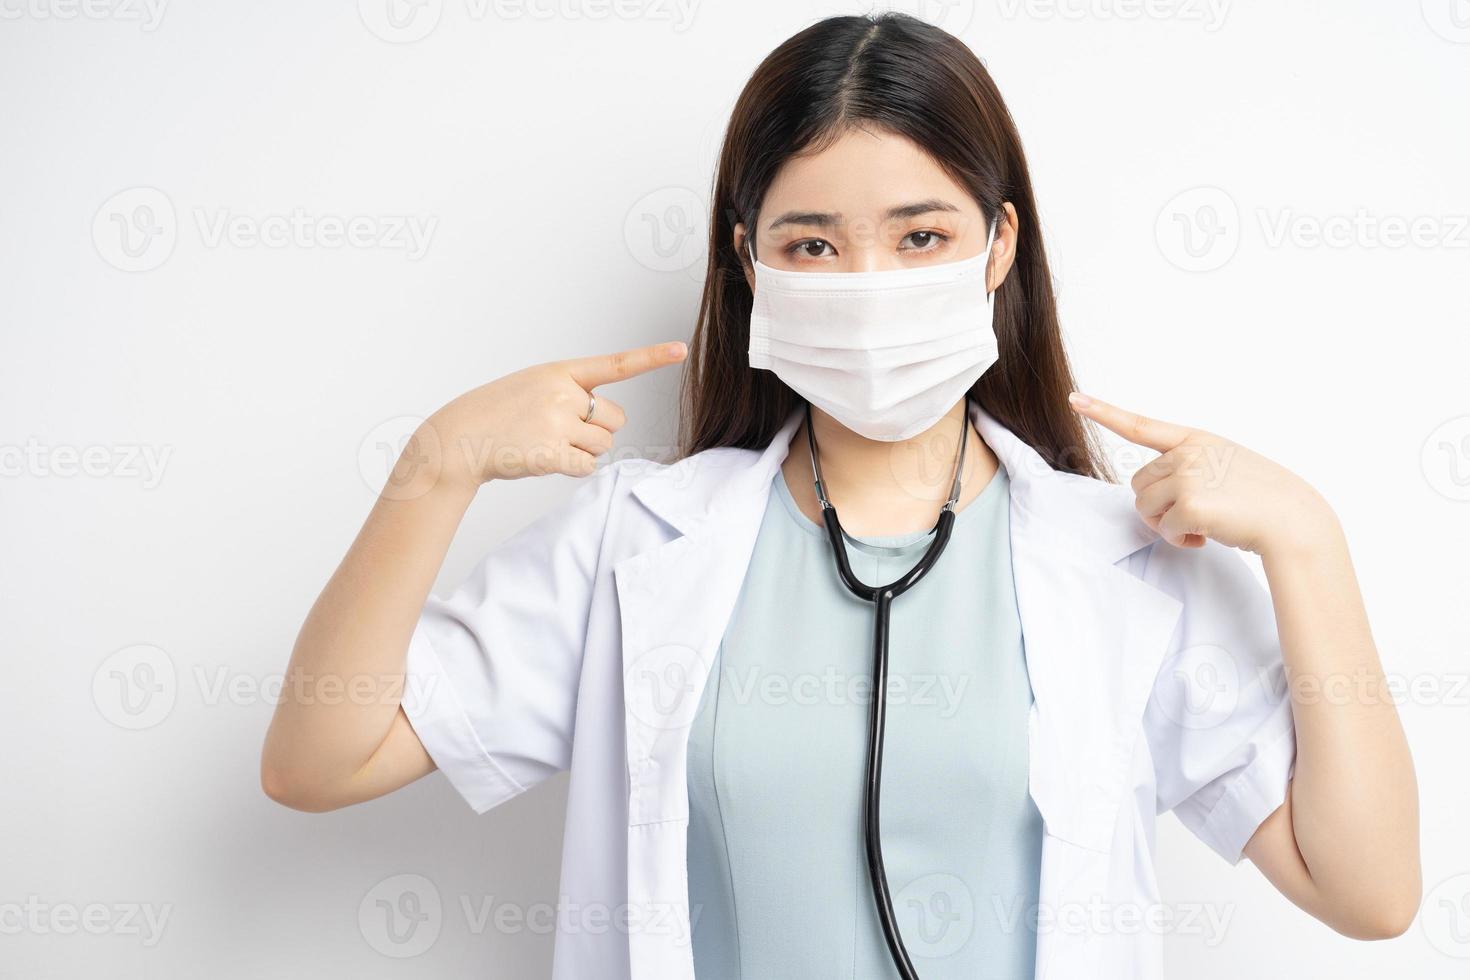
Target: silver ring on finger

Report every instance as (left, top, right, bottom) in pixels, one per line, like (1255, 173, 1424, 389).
(581, 391, 597, 423)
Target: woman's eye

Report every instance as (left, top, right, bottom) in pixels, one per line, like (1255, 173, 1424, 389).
(901, 230, 949, 251)
(785, 239, 833, 259)
(782, 232, 949, 260)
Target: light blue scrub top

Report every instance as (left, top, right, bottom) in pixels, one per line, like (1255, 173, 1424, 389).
(685, 461, 1041, 980)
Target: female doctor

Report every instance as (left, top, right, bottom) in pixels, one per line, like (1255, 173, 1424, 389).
(261, 12, 1420, 980)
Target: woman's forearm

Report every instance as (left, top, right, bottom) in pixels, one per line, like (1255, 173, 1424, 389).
(1256, 513, 1421, 934)
(260, 428, 477, 809)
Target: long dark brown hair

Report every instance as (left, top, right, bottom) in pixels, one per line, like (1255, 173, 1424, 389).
(677, 12, 1111, 481)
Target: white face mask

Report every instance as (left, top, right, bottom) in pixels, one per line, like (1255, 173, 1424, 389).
(747, 215, 1001, 442)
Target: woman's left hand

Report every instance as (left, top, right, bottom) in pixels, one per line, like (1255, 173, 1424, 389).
(1067, 391, 1340, 557)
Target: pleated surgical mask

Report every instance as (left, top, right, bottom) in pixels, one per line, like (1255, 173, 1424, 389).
(746, 215, 1001, 442)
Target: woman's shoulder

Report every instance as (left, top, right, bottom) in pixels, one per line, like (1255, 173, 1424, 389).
(599, 443, 766, 502)
(1029, 465, 1266, 601)
(534, 443, 768, 545)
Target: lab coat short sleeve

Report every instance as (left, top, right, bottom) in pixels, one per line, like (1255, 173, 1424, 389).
(400, 461, 623, 814)
(1137, 539, 1297, 864)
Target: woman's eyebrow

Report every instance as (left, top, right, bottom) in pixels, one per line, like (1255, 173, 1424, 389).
(766, 198, 962, 231)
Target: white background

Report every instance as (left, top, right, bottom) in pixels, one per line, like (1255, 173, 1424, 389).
(2, 0, 1468, 977)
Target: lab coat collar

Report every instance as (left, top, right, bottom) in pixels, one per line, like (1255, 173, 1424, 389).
(630, 399, 1162, 567)
(627, 405, 804, 538)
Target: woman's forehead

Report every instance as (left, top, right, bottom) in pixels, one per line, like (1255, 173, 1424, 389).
(760, 129, 979, 228)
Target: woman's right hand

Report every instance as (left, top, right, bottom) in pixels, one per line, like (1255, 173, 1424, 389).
(261, 338, 689, 813)
(415, 340, 689, 492)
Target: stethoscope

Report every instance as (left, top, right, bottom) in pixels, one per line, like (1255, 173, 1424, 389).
(802, 396, 971, 980)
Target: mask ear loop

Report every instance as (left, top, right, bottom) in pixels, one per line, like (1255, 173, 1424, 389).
(983, 212, 1000, 308)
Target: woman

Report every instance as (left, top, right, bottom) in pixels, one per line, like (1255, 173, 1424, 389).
(261, 12, 1420, 979)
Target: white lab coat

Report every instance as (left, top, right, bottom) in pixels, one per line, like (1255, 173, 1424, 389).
(400, 399, 1297, 979)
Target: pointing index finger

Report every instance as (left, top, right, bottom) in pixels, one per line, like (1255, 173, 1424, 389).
(1067, 392, 1191, 452)
(566, 341, 687, 390)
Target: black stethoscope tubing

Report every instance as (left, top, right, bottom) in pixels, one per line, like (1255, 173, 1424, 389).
(802, 397, 971, 980)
